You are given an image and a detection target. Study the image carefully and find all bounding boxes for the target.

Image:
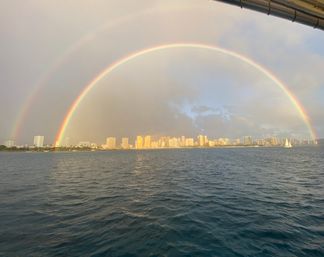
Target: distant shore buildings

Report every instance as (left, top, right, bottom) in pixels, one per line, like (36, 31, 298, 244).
(33, 136, 44, 148)
(95, 134, 317, 150)
(1, 134, 319, 150)
(4, 140, 15, 148)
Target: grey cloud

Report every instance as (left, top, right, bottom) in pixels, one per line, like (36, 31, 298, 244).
(1, 0, 323, 144)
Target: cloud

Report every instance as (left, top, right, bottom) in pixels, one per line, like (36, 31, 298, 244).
(1, 0, 323, 144)
(191, 105, 216, 114)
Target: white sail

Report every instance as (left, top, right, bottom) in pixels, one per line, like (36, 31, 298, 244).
(284, 138, 292, 148)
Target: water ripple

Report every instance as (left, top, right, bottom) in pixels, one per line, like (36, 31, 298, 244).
(0, 147, 323, 256)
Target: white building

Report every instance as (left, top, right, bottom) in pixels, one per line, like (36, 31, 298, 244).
(144, 135, 151, 148)
(243, 136, 253, 145)
(185, 138, 194, 147)
(135, 136, 144, 149)
(197, 135, 208, 147)
(33, 136, 44, 147)
(105, 137, 116, 149)
(4, 140, 15, 148)
(168, 137, 179, 148)
(121, 137, 129, 149)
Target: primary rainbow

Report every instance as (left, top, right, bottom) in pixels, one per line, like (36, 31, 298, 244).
(55, 43, 317, 145)
(10, 4, 204, 142)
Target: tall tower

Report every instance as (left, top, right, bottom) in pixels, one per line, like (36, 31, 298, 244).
(135, 136, 144, 149)
(243, 136, 253, 145)
(197, 135, 207, 147)
(106, 137, 116, 149)
(144, 135, 151, 149)
(4, 140, 15, 148)
(33, 136, 44, 147)
(121, 137, 129, 149)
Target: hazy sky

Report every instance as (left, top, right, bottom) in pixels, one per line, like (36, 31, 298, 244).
(1, 0, 323, 145)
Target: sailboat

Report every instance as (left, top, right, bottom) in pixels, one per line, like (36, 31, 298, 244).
(284, 138, 292, 148)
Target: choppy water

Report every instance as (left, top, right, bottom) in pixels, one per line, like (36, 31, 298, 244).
(0, 147, 324, 257)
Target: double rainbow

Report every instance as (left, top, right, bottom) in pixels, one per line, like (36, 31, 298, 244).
(55, 43, 317, 145)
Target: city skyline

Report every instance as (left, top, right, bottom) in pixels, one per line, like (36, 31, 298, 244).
(2, 132, 318, 149)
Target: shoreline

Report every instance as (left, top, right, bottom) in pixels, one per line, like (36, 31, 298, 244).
(0, 144, 320, 153)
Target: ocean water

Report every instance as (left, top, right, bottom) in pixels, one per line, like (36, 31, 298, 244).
(0, 147, 323, 257)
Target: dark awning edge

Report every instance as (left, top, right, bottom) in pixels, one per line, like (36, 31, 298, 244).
(214, 0, 324, 30)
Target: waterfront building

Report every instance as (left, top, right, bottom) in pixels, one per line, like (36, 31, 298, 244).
(90, 143, 98, 149)
(208, 140, 216, 147)
(185, 138, 194, 147)
(198, 135, 208, 147)
(33, 136, 44, 147)
(144, 135, 151, 148)
(135, 136, 144, 149)
(217, 138, 230, 146)
(151, 141, 158, 149)
(4, 140, 15, 148)
(270, 137, 279, 146)
(168, 137, 179, 148)
(233, 138, 241, 145)
(158, 137, 169, 148)
(105, 137, 116, 149)
(243, 136, 253, 146)
(180, 136, 186, 147)
(121, 137, 129, 149)
(256, 139, 266, 146)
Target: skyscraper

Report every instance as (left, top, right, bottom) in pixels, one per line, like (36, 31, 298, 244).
(106, 137, 116, 149)
(197, 135, 207, 147)
(4, 140, 15, 148)
(33, 136, 44, 147)
(121, 137, 129, 149)
(243, 136, 253, 145)
(185, 138, 194, 147)
(135, 136, 144, 149)
(168, 137, 179, 148)
(180, 136, 186, 147)
(144, 135, 151, 148)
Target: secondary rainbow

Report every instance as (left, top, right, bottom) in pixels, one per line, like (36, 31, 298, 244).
(55, 43, 317, 145)
(10, 4, 204, 142)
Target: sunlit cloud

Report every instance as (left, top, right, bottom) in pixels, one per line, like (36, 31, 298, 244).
(0, 0, 323, 144)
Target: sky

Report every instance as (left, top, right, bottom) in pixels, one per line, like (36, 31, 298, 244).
(0, 0, 323, 145)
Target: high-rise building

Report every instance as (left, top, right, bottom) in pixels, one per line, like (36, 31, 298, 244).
(33, 136, 44, 147)
(180, 136, 186, 147)
(151, 141, 158, 148)
(4, 140, 15, 148)
(208, 140, 216, 147)
(243, 136, 253, 145)
(233, 138, 241, 145)
(197, 135, 208, 147)
(219, 138, 230, 145)
(158, 137, 169, 148)
(121, 137, 129, 149)
(185, 138, 194, 147)
(270, 137, 279, 146)
(105, 137, 116, 149)
(144, 135, 151, 148)
(168, 137, 179, 148)
(197, 135, 204, 146)
(135, 136, 144, 149)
